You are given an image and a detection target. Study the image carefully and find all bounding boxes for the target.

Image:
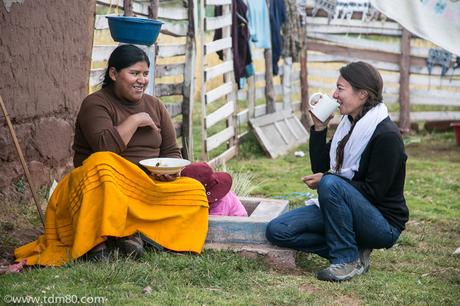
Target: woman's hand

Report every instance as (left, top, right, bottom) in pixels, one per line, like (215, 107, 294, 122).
(132, 112, 159, 130)
(116, 112, 160, 146)
(151, 173, 179, 182)
(309, 111, 334, 132)
(302, 173, 324, 190)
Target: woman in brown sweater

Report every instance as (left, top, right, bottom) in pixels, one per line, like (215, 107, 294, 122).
(15, 45, 208, 266)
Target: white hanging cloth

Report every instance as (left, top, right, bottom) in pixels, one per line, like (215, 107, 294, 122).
(370, 0, 460, 56)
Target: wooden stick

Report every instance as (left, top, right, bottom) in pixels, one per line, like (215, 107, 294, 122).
(0, 95, 45, 227)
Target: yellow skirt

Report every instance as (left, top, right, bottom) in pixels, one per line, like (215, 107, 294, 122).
(15, 152, 208, 266)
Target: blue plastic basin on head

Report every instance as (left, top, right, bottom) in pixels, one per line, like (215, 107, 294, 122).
(106, 16, 163, 46)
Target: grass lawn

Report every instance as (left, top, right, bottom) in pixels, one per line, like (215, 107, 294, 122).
(1, 131, 459, 305)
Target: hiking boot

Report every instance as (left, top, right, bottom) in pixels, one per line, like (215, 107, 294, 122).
(84, 242, 109, 261)
(359, 248, 373, 273)
(115, 234, 145, 259)
(316, 259, 364, 282)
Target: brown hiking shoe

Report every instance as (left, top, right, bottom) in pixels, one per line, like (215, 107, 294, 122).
(115, 234, 145, 259)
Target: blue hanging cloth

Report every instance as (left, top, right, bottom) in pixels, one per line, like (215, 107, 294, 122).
(269, 0, 286, 75)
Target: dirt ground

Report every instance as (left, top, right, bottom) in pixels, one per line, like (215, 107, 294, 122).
(0, 189, 45, 266)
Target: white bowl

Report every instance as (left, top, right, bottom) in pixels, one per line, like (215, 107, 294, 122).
(139, 158, 191, 175)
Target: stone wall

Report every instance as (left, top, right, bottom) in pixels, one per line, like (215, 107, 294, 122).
(0, 0, 96, 191)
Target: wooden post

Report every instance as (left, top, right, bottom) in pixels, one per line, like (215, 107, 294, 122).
(149, 0, 159, 19)
(264, 0, 275, 114)
(182, 0, 196, 160)
(247, 76, 256, 119)
(264, 48, 276, 114)
(282, 57, 292, 110)
(223, 4, 238, 151)
(399, 27, 411, 134)
(299, 19, 313, 129)
(123, 0, 133, 16)
(140, 0, 159, 97)
(199, 0, 207, 161)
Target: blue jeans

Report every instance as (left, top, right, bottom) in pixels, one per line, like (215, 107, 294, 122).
(266, 175, 400, 264)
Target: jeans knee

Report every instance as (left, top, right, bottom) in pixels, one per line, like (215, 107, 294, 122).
(266, 219, 288, 244)
(318, 175, 346, 207)
(318, 175, 340, 194)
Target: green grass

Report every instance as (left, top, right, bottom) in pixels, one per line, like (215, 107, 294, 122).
(1, 131, 459, 305)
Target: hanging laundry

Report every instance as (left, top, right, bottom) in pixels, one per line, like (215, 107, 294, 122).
(269, 0, 286, 75)
(296, 0, 308, 25)
(312, 0, 337, 23)
(335, 0, 372, 21)
(371, 0, 460, 56)
(246, 0, 271, 49)
(282, 0, 304, 63)
(427, 48, 452, 77)
(214, 0, 253, 88)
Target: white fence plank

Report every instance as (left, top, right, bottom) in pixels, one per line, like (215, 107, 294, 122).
(205, 60, 233, 81)
(206, 82, 233, 104)
(206, 126, 235, 151)
(157, 44, 186, 57)
(206, 0, 232, 5)
(158, 6, 188, 20)
(205, 14, 232, 31)
(208, 146, 238, 168)
(90, 68, 105, 87)
(92, 45, 117, 62)
(156, 63, 185, 77)
(205, 37, 232, 55)
(205, 101, 235, 128)
(162, 22, 188, 37)
(390, 112, 460, 122)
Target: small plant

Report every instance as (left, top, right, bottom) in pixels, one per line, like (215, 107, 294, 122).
(230, 171, 257, 197)
(14, 177, 26, 194)
(216, 162, 258, 197)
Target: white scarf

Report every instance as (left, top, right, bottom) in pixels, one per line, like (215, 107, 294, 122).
(329, 103, 389, 179)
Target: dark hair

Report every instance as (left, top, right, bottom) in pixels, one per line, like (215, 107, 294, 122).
(335, 61, 384, 172)
(102, 44, 150, 88)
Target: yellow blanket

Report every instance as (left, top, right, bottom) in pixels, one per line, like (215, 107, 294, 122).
(15, 152, 208, 266)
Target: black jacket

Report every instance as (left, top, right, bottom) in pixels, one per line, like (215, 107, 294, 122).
(309, 117, 409, 232)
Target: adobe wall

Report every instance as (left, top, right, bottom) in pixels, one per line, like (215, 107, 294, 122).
(0, 0, 96, 191)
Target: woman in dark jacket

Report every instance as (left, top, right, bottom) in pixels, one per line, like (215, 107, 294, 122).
(266, 61, 409, 282)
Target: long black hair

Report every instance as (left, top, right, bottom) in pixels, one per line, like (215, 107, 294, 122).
(335, 61, 384, 172)
(102, 44, 150, 88)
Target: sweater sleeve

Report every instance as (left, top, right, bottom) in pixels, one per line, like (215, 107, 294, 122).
(349, 131, 405, 203)
(77, 97, 126, 154)
(309, 127, 331, 173)
(158, 102, 182, 158)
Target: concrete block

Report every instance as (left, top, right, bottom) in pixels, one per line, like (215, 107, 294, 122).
(205, 196, 289, 245)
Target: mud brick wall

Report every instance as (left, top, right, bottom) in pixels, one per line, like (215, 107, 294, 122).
(0, 0, 96, 190)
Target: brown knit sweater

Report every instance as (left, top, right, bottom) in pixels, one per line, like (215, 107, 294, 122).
(72, 86, 181, 167)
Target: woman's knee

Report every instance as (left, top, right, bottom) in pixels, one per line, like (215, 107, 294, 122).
(318, 175, 347, 206)
(266, 218, 290, 243)
(318, 174, 342, 193)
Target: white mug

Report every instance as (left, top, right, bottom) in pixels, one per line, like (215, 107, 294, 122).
(309, 92, 339, 122)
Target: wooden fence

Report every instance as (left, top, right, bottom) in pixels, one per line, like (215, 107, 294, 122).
(199, 0, 238, 166)
(89, 0, 460, 164)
